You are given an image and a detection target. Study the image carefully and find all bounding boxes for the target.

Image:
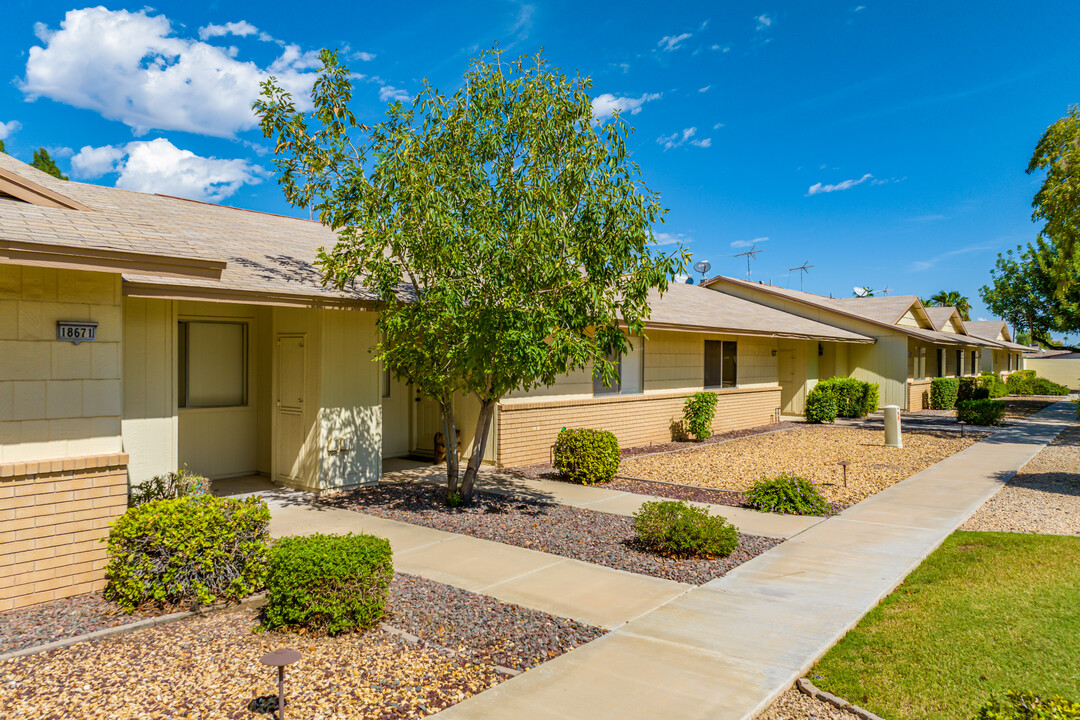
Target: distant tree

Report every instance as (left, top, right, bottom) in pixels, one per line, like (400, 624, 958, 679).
(980, 240, 1080, 349)
(31, 148, 68, 180)
(1014, 330, 1032, 346)
(1028, 106, 1080, 293)
(0, 139, 5, 154)
(255, 48, 687, 504)
(925, 290, 972, 320)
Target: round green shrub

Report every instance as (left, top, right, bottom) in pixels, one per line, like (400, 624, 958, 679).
(1030, 376, 1069, 396)
(957, 398, 1007, 426)
(805, 385, 838, 423)
(744, 472, 831, 516)
(262, 533, 393, 636)
(977, 691, 1080, 719)
(632, 500, 738, 558)
(978, 373, 1008, 399)
(104, 495, 270, 611)
(553, 427, 620, 484)
(1006, 369, 1037, 395)
(930, 377, 960, 409)
(682, 391, 719, 441)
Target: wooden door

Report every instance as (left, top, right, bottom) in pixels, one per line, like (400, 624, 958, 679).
(273, 334, 306, 483)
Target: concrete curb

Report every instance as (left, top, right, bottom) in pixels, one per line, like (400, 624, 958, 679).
(796, 678, 886, 720)
(0, 593, 267, 663)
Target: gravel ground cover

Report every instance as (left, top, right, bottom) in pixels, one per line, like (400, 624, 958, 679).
(0, 573, 601, 719)
(757, 686, 853, 720)
(0, 592, 163, 656)
(325, 483, 781, 585)
(619, 426, 980, 505)
(962, 422, 1080, 535)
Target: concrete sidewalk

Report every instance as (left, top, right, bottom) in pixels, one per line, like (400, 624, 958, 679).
(267, 497, 691, 629)
(433, 400, 1075, 720)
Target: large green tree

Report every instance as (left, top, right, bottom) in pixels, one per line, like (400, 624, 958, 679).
(1028, 105, 1080, 293)
(31, 147, 68, 180)
(255, 48, 687, 503)
(924, 290, 971, 320)
(980, 239, 1080, 348)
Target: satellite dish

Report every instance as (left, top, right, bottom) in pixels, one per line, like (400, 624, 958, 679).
(853, 286, 868, 298)
(693, 260, 712, 275)
(685, 276, 695, 285)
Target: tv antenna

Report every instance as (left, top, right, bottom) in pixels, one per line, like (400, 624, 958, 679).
(788, 261, 813, 291)
(880, 285, 893, 296)
(692, 260, 712, 284)
(733, 245, 761, 279)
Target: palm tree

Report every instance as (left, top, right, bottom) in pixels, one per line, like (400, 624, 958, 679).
(925, 290, 971, 320)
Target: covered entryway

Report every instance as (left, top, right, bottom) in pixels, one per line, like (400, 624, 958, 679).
(381, 370, 412, 457)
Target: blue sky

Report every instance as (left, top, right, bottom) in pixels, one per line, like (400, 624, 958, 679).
(1, 1, 1078, 322)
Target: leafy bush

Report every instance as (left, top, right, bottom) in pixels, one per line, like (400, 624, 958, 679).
(958, 377, 980, 403)
(105, 495, 270, 611)
(682, 391, 719, 441)
(553, 427, 620, 484)
(633, 500, 738, 558)
(744, 472, 831, 516)
(805, 385, 839, 423)
(977, 692, 1080, 719)
(1007, 370, 1037, 395)
(262, 533, 393, 636)
(972, 387, 991, 400)
(957, 398, 1007, 426)
(979, 373, 1009, 399)
(1031, 377, 1069, 396)
(930, 377, 960, 409)
(129, 467, 210, 507)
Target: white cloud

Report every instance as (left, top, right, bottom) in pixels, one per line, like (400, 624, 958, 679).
(854, 5, 866, 11)
(591, 92, 661, 122)
(755, 14, 774, 31)
(713, 122, 725, 129)
(378, 85, 411, 103)
(731, 237, 768, 248)
(0, 120, 21, 141)
(71, 138, 267, 202)
(711, 44, 731, 52)
(909, 241, 998, 272)
(658, 33, 692, 51)
(806, 173, 874, 195)
(197, 21, 259, 40)
(652, 231, 692, 246)
(351, 51, 376, 62)
(657, 127, 711, 151)
(21, 7, 321, 138)
(699, 85, 711, 93)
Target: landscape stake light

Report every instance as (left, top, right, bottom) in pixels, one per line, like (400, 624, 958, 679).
(260, 647, 301, 720)
(958, 420, 967, 438)
(837, 461, 851, 488)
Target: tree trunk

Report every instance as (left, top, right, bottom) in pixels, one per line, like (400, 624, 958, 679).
(459, 398, 497, 505)
(441, 401, 460, 495)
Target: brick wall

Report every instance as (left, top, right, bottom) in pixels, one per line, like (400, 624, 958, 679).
(0, 453, 128, 611)
(907, 379, 933, 411)
(496, 386, 782, 467)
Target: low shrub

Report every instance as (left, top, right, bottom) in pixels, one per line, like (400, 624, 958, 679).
(805, 378, 879, 423)
(1006, 369, 1037, 395)
(744, 472, 831, 516)
(957, 398, 1007, 426)
(930, 377, 960, 409)
(976, 692, 1080, 719)
(553, 427, 620, 484)
(972, 387, 991, 400)
(129, 467, 210, 507)
(682, 391, 719, 441)
(262, 533, 393, 636)
(633, 500, 738, 558)
(958, 377, 979, 403)
(1030, 377, 1069, 396)
(105, 495, 270, 611)
(978, 373, 1009, 399)
(805, 385, 838, 423)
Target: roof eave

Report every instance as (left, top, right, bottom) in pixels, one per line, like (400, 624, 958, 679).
(0, 239, 226, 280)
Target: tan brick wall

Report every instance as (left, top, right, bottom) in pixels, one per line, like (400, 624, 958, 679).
(496, 387, 782, 467)
(907, 379, 933, 411)
(0, 453, 128, 611)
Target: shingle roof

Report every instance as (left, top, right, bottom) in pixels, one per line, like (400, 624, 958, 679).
(645, 283, 874, 342)
(923, 306, 959, 331)
(964, 320, 1029, 351)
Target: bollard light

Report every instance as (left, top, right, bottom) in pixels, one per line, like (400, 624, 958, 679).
(837, 461, 851, 488)
(958, 420, 966, 438)
(260, 647, 301, 720)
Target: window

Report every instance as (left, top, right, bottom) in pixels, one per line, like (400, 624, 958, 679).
(970, 351, 979, 375)
(382, 366, 392, 398)
(704, 340, 738, 388)
(937, 348, 945, 378)
(593, 337, 644, 395)
(955, 350, 963, 378)
(178, 321, 248, 408)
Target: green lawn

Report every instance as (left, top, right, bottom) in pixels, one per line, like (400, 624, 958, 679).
(811, 531, 1080, 720)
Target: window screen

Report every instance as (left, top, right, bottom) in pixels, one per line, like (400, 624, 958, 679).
(705, 340, 737, 388)
(179, 321, 248, 408)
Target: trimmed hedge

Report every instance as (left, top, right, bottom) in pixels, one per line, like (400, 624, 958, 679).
(979, 372, 1008, 399)
(977, 692, 1080, 719)
(129, 467, 210, 507)
(744, 472, 831, 516)
(958, 377, 980, 403)
(931, 377, 960, 410)
(262, 533, 393, 636)
(633, 500, 738, 558)
(957, 398, 1007, 426)
(553, 427, 620, 484)
(105, 495, 270, 611)
(804, 378, 879, 423)
(682, 391, 719, 441)
(1006, 370, 1069, 396)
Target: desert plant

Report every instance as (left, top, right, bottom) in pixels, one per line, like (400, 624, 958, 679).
(930, 377, 960, 409)
(805, 385, 839, 423)
(104, 495, 270, 611)
(129, 467, 210, 507)
(553, 427, 620, 484)
(682, 391, 719, 441)
(957, 398, 1007, 426)
(262, 533, 393, 636)
(744, 472, 831, 516)
(977, 692, 1080, 719)
(632, 500, 738, 557)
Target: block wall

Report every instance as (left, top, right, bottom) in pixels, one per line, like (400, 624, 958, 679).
(907, 379, 933, 411)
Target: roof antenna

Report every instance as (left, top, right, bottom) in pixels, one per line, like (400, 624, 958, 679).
(788, 261, 813, 292)
(733, 244, 762, 280)
(880, 285, 893, 296)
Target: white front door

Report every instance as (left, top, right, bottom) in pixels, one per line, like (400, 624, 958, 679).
(381, 369, 411, 457)
(273, 334, 306, 483)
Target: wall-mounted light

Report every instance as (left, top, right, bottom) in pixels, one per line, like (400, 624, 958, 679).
(771, 349, 777, 356)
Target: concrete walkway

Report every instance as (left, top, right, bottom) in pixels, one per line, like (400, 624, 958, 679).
(387, 465, 822, 540)
(433, 400, 1075, 720)
(267, 497, 691, 629)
